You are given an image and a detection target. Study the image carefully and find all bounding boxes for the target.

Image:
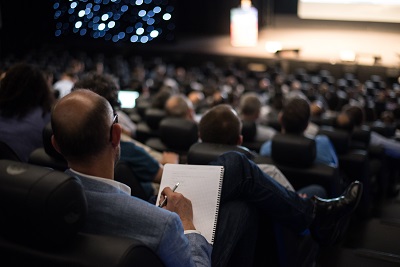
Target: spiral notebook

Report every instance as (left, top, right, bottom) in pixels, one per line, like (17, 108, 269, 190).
(156, 164, 224, 244)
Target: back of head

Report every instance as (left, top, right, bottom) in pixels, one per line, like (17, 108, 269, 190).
(238, 92, 261, 120)
(73, 72, 121, 109)
(0, 62, 54, 118)
(310, 100, 324, 117)
(165, 94, 193, 119)
(199, 104, 242, 145)
(343, 105, 364, 127)
(152, 88, 173, 109)
(334, 112, 355, 133)
(51, 89, 112, 163)
(281, 97, 310, 134)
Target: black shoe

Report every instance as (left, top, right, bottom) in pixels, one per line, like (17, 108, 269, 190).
(310, 181, 363, 246)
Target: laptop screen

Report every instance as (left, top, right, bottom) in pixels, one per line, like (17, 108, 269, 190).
(118, 90, 140, 109)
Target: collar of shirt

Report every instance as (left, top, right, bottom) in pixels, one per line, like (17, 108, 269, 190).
(69, 168, 131, 195)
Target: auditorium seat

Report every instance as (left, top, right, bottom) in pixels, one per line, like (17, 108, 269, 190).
(0, 159, 164, 267)
(0, 141, 20, 161)
(146, 118, 199, 162)
(135, 108, 166, 143)
(317, 126, 371, 217)
(254, 133, 341, 198)
(28, 123, 68, 171)
(187, 142, 256, 165)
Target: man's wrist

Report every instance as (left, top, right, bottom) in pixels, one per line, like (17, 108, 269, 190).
(181, 219, 196, 231)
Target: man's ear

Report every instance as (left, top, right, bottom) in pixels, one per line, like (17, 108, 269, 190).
(110, 123, 122, 147)
(51, 135, 62, 154)
(237, 134, 243, 146)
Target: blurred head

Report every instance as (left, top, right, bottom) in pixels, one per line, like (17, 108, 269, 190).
(51, 89, 120, 164)
(310, 100, 324, 117)
(238, 92, 261, 121)
(334, 112, 355, 132)
(342, 105, 364, 127)
(165, 94, 195, 120)
(0, 63, 54, 118)
(280, 97, 310, 134)
(199, 104, 242, 145)
(73, 72, 121, 109)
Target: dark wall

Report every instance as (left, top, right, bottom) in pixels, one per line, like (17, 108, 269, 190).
(176, 0, 297, 35)
(0, 0, 298, 57)
(0, 1, 54, 56)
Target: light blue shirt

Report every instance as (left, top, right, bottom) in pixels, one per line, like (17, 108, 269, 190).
(370, 131, 400, 159)
(260, 134, 338, 168)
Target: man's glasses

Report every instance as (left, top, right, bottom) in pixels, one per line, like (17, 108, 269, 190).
(109, 113, 118, 141)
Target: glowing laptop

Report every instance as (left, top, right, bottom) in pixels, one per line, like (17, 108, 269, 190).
(118, 90, 139, 109)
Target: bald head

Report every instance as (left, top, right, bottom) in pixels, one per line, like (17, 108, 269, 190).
(165, 94, 194, 120)
(51, 89, 114, 162)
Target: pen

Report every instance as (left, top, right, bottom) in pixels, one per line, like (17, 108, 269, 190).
(158, 182, 180, 208)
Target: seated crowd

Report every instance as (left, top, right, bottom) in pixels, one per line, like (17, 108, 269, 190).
(0, 52, 399, 266)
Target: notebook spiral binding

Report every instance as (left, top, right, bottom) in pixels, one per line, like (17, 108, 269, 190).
(211, 166, 224, 244)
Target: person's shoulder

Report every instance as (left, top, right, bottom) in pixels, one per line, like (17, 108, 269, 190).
(260, 140, 272, 155)
(315, 134, 330, 142)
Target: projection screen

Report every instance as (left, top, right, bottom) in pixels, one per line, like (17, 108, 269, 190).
(298, 0, 400, 23)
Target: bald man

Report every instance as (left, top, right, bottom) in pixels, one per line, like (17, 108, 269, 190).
(51, 89, 363, 267)
(51, 89, 211, 267)
(165, 94, 196, 121)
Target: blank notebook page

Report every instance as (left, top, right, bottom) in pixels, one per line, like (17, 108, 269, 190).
(156, 164, 224, 244)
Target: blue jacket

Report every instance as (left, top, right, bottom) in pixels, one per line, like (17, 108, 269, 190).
(65, 169, 212, 267)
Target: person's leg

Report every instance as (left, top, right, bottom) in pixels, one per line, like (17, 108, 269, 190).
(297, 184, 328, 199)
(210, 151, 315, 234)
(212, 201, 259, 267)
(211, 151, 363, 247)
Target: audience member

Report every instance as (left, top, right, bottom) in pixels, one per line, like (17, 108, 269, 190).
(50, 89, 362, 266)
(164, 94, 196, 121)
(238, 92, 277, 142)
(53, 70, 78, 99)
(199, 104, 327, 198)
(0, 63, 54, 161)
(343, 105, 400, 159)
(306, 100, 325, 137)
(73, 72, 178, 198)
(260, 98, 338, 167)
(73, 72, 137, 137)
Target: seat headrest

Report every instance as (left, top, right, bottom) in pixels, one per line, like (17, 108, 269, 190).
(351, 126, 371, 146)
(145, 108, 166, 130)
(318, 126, 350, 154)
(0, 160, 87, 246)
(160, 118, 199, 151)
(241, 120, 257, 143)
(271, 134, 316, 167)
(43, 123, 66, 161)
(187, 142, 255, 165)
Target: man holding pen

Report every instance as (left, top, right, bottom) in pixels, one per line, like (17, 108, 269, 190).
(51, 89, 362, 267)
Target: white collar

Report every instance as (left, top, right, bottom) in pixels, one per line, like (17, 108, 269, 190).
(69, 168, 131, 195)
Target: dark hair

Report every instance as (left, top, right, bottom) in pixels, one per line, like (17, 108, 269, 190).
(51, 95, 111, 162)
(0, 63, 54, 118)
(199, 104, 242, 145)
(73, 72, 121, 109)
(281, 98, 310, 134)
(343, 105, 364, 127)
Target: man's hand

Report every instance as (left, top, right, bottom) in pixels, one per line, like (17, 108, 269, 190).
(159, 187, 196, 231)
(161, 152, 179, 165)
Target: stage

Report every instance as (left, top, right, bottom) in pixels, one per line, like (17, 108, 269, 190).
(144, 15, 400, 81)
